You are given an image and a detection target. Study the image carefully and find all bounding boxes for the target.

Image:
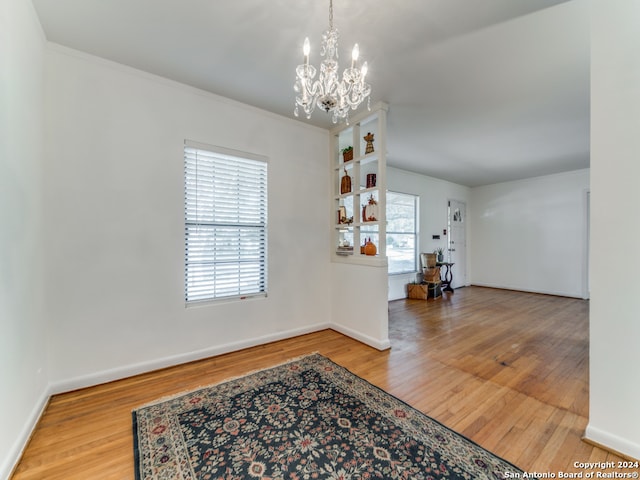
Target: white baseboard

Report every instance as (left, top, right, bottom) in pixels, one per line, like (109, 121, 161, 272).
(470, 282, 583, 299)
(49, 322, 332, 394)
(1, 388, 50, 480)
(330, 323, 391, 351)
(584, 424, 640, 461)
(10, 321, 388, 478)
(50, 321, 394, 394)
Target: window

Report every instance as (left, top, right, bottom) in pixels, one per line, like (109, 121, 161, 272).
(386, 191, 418, 274)
(184, 141, 267, 303)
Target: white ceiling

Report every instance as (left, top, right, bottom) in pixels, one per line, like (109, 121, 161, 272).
(31, 0, 589, 187)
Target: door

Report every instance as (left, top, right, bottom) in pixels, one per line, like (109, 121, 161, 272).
(447, 200, 467, 288)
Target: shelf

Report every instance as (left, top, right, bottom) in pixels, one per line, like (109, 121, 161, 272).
(331, 103, 388, 266)
(334, 186, 378, 201)
(333, 254, 389, 268)
(335, 152, 379, 170)
(335, 193, 353, 200)
(358, 152, 379, 166)
(357, 186, 378, 196)
(335, 221, 379, 229)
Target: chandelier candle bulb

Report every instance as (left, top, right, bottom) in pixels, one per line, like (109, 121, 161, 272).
(303, 37, 310, 64)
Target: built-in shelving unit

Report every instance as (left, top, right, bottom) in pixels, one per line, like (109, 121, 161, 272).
(330, 103, 388, 266)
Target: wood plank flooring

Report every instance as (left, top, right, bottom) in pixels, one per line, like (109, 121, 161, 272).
(11, 286, 630, 479)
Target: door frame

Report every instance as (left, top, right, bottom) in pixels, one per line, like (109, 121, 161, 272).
(447, 199, 468, 288)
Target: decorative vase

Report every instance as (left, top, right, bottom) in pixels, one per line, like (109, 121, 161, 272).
(364, 238, 377, 256)
(366, 173, 376, 188)
(340, 168, 352, 194)
(363, 194, 378, 222)
(437, 253, 444, 263)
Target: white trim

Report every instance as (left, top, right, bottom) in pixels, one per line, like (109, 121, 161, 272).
(1, 389, 50, 480)
(470, 282, 584, 299)
(582, 188, 590, 300)
(49, 321, 389, 394)
(330, 323, 391, 351)
(49, 323, 331, 395)
(183, 143, 268, 303)
(184, 139, 268, 165)
(185, 292, 267, 309)
(585, 424, 640, 461)
(9, 322, 389, 477)
(387, 190, 419, 275)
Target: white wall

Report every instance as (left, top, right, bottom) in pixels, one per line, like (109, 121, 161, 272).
(0, 0, 49, 477)
(43, 45, 332, 391)
(330, 263, 390, 350)
(587, 0, 640, 459)
(8, 0, 638, 470)
(387, 167, 471, 300)
(469, 169, 589, 298)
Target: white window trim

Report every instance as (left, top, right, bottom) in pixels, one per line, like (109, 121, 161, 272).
(386, 190, 419, 275)
(184, 140, 268, 305)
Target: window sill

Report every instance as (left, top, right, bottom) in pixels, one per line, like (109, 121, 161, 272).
(185, 292, 268, 309)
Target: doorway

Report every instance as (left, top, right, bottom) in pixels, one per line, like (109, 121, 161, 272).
(447, 200, 467, 288)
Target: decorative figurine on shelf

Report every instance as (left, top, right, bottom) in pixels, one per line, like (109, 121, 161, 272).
(340, 167, 352, 194)
(362, 194, 379, 222)
(366, 173, 376, 188)
(364, 132, 375, 154)
(342, 146, 353, 162)
(336, 237, 354, 256)
(337, 206, 346, 224)
(337, 206, 353, 225)
(364, 237, 377, 256)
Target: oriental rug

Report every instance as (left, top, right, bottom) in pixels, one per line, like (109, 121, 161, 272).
(133, 354, 522, 480)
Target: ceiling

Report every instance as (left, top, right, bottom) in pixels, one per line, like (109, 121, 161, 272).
(31, 0, 589, 187)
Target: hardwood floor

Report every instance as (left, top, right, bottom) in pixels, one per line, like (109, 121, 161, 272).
(12, 287, 628, 479)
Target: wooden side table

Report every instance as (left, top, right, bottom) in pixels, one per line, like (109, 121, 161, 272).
(437, 262, 455, 293)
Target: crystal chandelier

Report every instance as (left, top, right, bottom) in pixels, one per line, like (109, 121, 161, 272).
(294, 0, 372, 124)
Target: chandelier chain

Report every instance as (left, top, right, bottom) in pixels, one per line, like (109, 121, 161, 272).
(329, 0, 333, 29)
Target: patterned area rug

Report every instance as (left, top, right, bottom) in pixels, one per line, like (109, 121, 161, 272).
(133, 354, 522, 479)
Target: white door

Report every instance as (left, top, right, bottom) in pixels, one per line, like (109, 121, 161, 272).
(448, 200, 467, 288)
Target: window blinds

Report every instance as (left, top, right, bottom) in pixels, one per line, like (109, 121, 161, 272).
(386, 191, 418, 274)
(184, 142, 268, 303)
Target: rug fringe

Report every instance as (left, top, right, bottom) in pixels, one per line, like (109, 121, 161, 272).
(132, 351, 321, 411)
